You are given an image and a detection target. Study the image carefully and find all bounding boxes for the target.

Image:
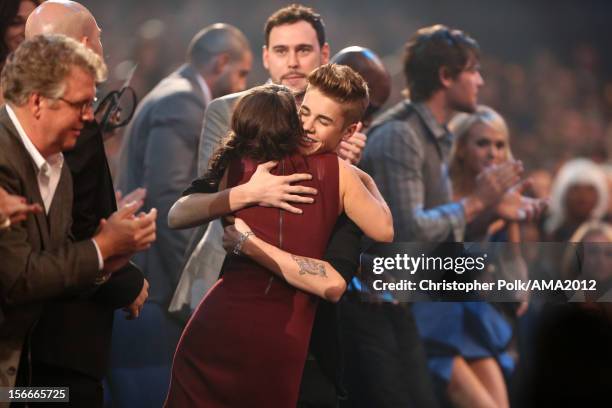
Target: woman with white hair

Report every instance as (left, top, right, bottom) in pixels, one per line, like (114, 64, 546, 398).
(545, 158, 608, 242)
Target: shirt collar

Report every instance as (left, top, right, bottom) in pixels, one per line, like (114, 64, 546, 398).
(413, 102, 450, 140)
(5, 104, 64, 173)
(195, 73, 212, 105)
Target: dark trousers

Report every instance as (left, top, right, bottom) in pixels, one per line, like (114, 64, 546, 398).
(14, 361, 103, 408)
(339, 299, 439, 408)
(297, 358, 338, 408)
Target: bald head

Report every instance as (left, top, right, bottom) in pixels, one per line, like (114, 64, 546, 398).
(25, 1, 103, 57)
(188, 23, 250, 69)
(331, 46, 391, 124)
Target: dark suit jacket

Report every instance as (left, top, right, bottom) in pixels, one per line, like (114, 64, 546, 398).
(117, 64, 208, 307)
(0, 107, 100, 388)
(30, 121, 144, 380)
(311, 214, 361, 401)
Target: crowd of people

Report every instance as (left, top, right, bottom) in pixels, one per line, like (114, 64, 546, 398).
(1, 1, 612, 408)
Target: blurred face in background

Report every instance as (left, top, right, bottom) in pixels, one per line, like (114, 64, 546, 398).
(462, 121, 509, 174)
(215, 51, 253, 96)
(445, 58, 484, 114)
(263, 20, 329, 93)
(581, 231, 612, 284)
(4, 0, 37, 52)
(565, 183, 599, 223)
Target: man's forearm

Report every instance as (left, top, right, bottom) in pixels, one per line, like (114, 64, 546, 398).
(168, 184, 255, 229)
(395, 201, 466, 242)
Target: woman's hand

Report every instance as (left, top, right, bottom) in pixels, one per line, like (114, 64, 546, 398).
(495, 180, 548, 222)
(243, 161, 317, 214)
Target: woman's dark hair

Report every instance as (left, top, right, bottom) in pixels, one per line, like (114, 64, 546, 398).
(403, 24, 479, 102)
(203, 84, 303, 188)
(1, 0, 42, 65)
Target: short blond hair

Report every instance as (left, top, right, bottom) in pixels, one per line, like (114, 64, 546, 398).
(1, 34, 107, 106)
(307, 63, 369, 126)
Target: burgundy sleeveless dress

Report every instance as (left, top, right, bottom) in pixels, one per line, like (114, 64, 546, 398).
(165, 153, 339, 407)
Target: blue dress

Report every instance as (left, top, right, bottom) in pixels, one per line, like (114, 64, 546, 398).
(412, 301, 514, 382)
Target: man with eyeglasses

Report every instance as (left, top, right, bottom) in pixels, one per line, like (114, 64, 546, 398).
(0, 35, 157, 401)
(17, 2, 154, 406)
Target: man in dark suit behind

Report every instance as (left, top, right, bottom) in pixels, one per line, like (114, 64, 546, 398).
(21, 2, 151, 406)
(113, 23, 252, 407)
(0, 34, 156, 399)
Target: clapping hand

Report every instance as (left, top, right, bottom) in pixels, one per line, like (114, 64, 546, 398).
(115, 187, 147, 209)
(496, 179, 548, 222)
(94, 202, 157, 262)
(473, 161, 524, 209)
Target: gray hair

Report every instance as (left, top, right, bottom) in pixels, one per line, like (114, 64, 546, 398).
(1, 34, 107, 106)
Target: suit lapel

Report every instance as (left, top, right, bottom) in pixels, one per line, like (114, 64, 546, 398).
(0, 108, 51, 245)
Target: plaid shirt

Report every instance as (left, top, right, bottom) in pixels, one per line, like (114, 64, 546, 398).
(361, 101, 465, 243)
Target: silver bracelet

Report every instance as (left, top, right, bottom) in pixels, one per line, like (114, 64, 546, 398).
(233, 231, 255, 256)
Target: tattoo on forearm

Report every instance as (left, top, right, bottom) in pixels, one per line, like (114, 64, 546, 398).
(292, 255, 327, 278)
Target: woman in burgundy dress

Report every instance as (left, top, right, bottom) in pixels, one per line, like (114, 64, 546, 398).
(165, 78, 392, 407)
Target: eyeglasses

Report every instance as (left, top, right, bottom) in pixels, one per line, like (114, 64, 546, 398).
(56, 96, 98, 116)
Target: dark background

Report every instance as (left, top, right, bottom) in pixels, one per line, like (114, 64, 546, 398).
(83, 0, 612, 172)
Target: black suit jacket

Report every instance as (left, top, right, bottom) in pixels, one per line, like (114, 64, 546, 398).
(30, 121, 144, 380)
(307, 214, 362, 401)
